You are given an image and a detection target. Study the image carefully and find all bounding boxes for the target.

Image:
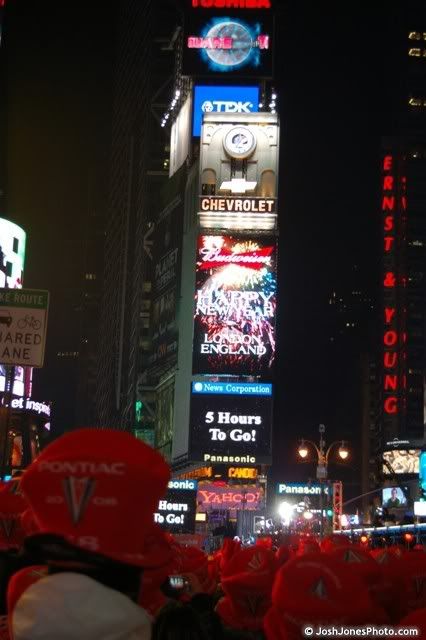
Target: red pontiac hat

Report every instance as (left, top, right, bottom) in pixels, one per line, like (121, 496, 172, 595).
(20, 428, 170, 567)
(175, 546, 216, 596)
(399, 552, 426, 615)
(320, 534, 350, 554)
(217, 547, 277, 631)
(0, 491, 27, 549)
(270, 553, 381, 632)
(329, 546, 383, 588)
(399, 608, 426, 636)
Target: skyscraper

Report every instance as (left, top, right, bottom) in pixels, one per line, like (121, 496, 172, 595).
(95, 0, 177, 429)
(365, 6, 426, 503)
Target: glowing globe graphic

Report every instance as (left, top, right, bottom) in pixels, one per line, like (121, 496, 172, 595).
(205, 21, 253, 68)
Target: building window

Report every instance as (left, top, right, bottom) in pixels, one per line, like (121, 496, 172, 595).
(408, 47, 421, 57)
(85, 273, 96, 280)
(12, 238, 19, 253)
(6, 262, 12, 277)
(408, 31, 421, 40)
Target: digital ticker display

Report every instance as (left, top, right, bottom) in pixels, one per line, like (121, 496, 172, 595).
(183, 12, 274, 77)
(189, 383, 273, 465)
(192, 235, 277, 377)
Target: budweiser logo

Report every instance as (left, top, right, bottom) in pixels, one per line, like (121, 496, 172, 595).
(199, 247, 273, 270)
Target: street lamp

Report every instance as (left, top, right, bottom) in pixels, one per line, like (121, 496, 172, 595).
(338, 442, 349, 460)
(296, 424, 350, 538)
(298, 440, 309, 459)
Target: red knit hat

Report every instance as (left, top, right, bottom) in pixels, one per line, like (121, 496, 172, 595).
(217, 547, 277, 631)
(20, 428, 170, 567)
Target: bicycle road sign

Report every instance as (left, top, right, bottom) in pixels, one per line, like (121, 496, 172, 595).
(0, 289, 49, 367)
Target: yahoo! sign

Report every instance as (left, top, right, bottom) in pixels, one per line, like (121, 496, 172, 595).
(193, 85, 259, 136)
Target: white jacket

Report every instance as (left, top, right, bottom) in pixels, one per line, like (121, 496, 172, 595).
(12, 572, 152, 640)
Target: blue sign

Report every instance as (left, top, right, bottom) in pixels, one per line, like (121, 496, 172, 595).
(193, 85, 259, 136)
(192, 381, 272, 397)
(168, 479, 198, 491)
(419, 451, 426, 500)
(277, 482, 331, 496)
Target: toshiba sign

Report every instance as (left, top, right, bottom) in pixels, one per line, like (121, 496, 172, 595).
(191, 0, 271, 7)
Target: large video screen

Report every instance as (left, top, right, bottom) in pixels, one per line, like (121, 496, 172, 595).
(382, 487, 408, 509)
(183, 12, 274, 78)
(189, 384, 273, 465)
(382, 449, 420, 475)
(192, 234, 277, 377)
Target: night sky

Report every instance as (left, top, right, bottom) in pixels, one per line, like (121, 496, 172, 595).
(1, 1, 423, 491)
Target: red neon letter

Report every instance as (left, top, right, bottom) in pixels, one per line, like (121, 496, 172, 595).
(384, 330, 397, 346)
(384, 375, 398, 390)
(382, 196, 395, 211)
(384, 396, 398, 414)
(384, 352, 397, 368)
(384, 307, 396, 324)
(384, 216, 394, 231)
(384, 237, 394, 252)
(383, 156, 393, 171)
(384, 272, 396, 287)
(383, 176, 394, 190)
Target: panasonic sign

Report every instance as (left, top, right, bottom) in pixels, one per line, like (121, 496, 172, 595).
(193, 85, 259, 136)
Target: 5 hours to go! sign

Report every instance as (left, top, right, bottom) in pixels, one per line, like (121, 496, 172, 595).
(0, 288, 49, 367)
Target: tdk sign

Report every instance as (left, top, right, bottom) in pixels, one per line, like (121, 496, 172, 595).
(193, 85, 259, 137)
(201, 100, 253, 114)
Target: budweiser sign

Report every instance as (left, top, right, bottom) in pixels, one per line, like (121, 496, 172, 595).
(199, 246, 273, 270)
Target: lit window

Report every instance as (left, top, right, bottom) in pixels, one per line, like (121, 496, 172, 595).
(408, 31, 421, 40)
(409, 47, 421, 57)
(409, 97, 423, 107)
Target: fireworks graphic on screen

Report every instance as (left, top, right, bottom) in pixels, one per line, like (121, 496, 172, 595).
(193, 235, 277, 376)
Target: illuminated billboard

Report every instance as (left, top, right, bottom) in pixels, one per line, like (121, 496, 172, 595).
(192, 85, 259, 136)
(197, 482, 263, 511)
(183, 12, 274, 77)
(189, 385, 273, 465)
(276, 482, 332, 514)
(382, 449, 420, 475)
(382, 487, 408, 509)
(154, 480, 198, 534)
(0, 219, 26, 290)
(192, 234, 277, 377)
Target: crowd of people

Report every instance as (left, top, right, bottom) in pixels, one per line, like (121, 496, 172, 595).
(0, 428, 424, 639)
